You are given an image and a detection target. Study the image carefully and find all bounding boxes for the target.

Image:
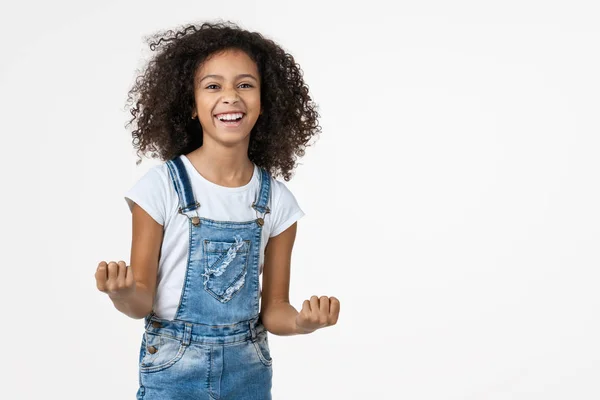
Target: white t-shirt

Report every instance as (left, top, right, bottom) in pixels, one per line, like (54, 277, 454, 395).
(124, 154, 305, 320)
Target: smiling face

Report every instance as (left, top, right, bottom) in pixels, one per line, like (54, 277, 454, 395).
(192, 48, 262, 148)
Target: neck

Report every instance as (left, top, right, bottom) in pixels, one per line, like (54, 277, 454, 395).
(186, 143, 254, 188)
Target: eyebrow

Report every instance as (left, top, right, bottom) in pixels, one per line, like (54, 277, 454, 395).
(199, 74, 259, 83)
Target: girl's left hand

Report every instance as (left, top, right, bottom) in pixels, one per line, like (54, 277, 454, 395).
(295, 295, 340, 334)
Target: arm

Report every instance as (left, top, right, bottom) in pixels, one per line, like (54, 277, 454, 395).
(260, 222, 304, 335)
(259, 222, 340, 335)
(110, 202, 162, 319)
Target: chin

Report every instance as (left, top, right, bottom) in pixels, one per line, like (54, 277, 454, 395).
(205, 132, 251, 147)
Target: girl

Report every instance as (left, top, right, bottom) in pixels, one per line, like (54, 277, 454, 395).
(94, 21, 340, 399)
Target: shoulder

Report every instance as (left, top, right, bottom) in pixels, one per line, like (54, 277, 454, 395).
(267, 174, 297, 204)
(126, 162, 177, 204)
(265, 174, 305, 237)
(154, 162, 172, 182)
(266, 173, 304, 214)
(143, 163, 172, 190)
(140, 161, 174, 185)
(124, 162, 175, 225)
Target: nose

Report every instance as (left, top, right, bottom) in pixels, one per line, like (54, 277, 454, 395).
(221, 86, 240, 104)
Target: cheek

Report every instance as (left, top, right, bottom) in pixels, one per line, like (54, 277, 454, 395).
(194, 92, 211, 108)
(196, 102, 215, 120)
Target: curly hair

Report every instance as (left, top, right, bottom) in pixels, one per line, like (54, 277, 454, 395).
(124, 20, 322, 181)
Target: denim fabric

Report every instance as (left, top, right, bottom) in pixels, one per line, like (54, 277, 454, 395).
(136, 156, 273, 399)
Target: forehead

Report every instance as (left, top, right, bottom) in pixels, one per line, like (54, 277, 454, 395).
(196, 49, 259, 78)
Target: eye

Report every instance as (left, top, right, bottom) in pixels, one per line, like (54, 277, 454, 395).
(205, 83, 253, 90)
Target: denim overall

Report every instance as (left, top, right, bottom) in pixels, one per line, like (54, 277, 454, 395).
(136, 155, 273, 400)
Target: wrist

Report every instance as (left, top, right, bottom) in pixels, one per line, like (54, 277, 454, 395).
(108, 287, 136, 303)
(294, 320, 315, 335)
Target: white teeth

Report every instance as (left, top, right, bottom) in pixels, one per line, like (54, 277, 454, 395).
(217, 113, 244, 121)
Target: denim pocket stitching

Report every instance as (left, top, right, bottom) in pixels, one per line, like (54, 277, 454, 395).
(251, 335, 273, 367)
(140, 334, 187, 373)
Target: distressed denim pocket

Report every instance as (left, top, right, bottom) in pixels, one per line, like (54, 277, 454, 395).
(202, 235, 250, 303)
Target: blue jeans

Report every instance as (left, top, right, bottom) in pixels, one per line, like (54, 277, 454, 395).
(137, 313, 272, 399)
(137, 155, 273, 399)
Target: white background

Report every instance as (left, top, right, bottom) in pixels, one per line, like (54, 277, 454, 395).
(1, 1, 598, 399)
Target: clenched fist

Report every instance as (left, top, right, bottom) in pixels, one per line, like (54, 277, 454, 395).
(95, 261, 136, 300)
(295, 295, 340, 334)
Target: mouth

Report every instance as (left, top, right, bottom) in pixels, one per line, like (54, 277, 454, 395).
(214, 113, 246, 128)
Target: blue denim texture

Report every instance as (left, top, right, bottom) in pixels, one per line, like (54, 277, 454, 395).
(136, 156, 273, 399)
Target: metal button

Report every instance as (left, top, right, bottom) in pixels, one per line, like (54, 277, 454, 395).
(147, 346, 157, 354)
(191, 216, 200, 226)
(257, 218, 264, 226)
(152, 321, 162, 328)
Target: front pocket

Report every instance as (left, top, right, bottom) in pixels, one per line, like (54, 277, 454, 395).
(202, 235, 251, 303)
(140, 332, 187, 373)
(251, 331, 273, 367)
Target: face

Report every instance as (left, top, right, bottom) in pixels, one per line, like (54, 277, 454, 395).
(192, 49, 262, 148)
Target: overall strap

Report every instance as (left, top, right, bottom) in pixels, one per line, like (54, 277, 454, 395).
(252, 167, 271, 215)
(165, 156, 200, 213)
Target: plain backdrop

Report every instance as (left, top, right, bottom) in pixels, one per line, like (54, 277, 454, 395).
(1, 0, 598, 399)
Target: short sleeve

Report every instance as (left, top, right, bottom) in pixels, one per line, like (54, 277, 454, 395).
(124, 165, 168, 226)
(269, 180, 305, 237)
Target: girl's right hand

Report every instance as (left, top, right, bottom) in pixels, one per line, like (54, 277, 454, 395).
(95, 261, 136, 300)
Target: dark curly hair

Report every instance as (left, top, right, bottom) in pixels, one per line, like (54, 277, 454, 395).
(124, 20, 322, 181)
